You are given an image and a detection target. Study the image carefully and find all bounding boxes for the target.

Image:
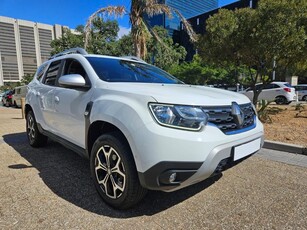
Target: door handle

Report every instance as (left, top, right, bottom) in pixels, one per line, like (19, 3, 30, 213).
(54, 96, 60, 103)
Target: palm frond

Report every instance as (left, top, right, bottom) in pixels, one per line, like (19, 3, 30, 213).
(170, 6, 198, 42)
(145, 4, 197, 43)
(142, 19, 163, 47)
(145, 0, 158, 5)
(145, 4, 172, 18)
(84, 6, 126, 49)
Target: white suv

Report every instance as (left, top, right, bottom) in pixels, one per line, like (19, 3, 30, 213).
(294, 84, 307, 101)
(242, 82, 296, 104)
(26, 48, 264, 209)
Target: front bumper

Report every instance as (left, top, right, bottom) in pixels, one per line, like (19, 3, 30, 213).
(133, 119, 264, 192)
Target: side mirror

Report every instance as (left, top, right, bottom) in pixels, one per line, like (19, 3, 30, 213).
(58, 74, 87, 87)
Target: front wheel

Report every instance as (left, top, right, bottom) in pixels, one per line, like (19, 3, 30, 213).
(90, 132, 147, 209)
(26, 111, 48, 147)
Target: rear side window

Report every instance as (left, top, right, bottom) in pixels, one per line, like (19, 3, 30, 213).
(263, 84, 279, 90)
(43, 60, 61, 86)
(295, 86, 307, 91)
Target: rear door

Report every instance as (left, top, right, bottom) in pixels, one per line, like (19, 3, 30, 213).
(37, 60, 63, 132)
(259, 84, 280, 101)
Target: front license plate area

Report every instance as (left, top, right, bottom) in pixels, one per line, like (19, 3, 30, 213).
(233, 138, 261, 161)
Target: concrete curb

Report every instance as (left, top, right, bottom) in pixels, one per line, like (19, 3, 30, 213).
(263, 140, 307, 155)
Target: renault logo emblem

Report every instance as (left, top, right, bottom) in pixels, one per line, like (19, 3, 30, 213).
(231, 102, 244, 128)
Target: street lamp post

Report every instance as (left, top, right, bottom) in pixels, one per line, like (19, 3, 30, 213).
(272, 58, 276, 81)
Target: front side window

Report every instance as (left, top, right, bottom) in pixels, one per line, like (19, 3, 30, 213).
(255, 84, 263, 91)
(63, 59, 87, 77)
(86, 57, 183, 84)
(61, 59, 90, 86)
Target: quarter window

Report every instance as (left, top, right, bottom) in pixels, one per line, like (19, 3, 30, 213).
(36, 63, 48, 81)
(43, 60, 61, 86)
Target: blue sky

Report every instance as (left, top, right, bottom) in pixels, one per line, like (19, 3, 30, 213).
(0, 0, 236, 35)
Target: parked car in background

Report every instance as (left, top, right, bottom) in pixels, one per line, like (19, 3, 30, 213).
(12, 85, 27, 107)
(2, 90, 14, 107)
(241, 82, 296, 104)
(0, 92, 4, 103)
(294, 84, 307, 101)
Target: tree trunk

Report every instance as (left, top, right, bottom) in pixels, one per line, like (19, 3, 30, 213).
(130, 1, 142, 58)
(252, 89, 261, 106)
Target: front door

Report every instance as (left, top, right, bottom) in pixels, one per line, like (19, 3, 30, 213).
(52, 58, 93, 148)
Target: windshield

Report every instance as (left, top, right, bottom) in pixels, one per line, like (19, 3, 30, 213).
(86, 57, 183, 84)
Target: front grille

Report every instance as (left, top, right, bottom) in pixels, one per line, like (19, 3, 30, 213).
(202, 103, 256, 134)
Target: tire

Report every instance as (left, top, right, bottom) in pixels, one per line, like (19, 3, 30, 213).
(14, 101, 18, 108)
(90, 131, 147, 209)
(275, 96, 287, 105)
(303, 95, 307, 102)
(26, 110, 48, 147)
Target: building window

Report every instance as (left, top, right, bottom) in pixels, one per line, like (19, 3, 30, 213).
(197, 18, 200, 25)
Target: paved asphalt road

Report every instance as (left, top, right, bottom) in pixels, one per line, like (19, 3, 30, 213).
(0, 107, 306, 229)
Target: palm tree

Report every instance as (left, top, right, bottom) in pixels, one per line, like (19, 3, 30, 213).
(84, 0, 197, 59)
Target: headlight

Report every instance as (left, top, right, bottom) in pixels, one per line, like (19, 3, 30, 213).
(149, 103, 208, 131)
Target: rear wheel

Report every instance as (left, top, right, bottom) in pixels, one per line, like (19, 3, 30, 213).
(275, 96, 287, 105)
(90, 131, 147, 209)
(303, 95, 307, 102)
(26, 111, 48, 147)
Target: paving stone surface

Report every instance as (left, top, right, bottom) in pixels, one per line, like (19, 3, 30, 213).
(0, 106, 306, 229)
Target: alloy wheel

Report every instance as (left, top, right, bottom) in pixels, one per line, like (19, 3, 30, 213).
(27, 115, 35, 142)
(95, 145, 126, 199)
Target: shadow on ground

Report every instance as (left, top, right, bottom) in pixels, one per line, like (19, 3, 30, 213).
(3, 132, 221, 218)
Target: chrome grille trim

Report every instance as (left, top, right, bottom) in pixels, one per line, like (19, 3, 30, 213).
(202, 103, 256, 134)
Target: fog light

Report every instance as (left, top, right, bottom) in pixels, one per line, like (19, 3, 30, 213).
(169, 172, 177, 183)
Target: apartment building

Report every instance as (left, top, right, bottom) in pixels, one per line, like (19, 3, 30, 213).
(0, 16, 65, 85)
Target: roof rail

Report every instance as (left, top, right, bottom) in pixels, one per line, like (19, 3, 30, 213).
(121, 56, 147, 63)
(49, 47, 88, 60)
